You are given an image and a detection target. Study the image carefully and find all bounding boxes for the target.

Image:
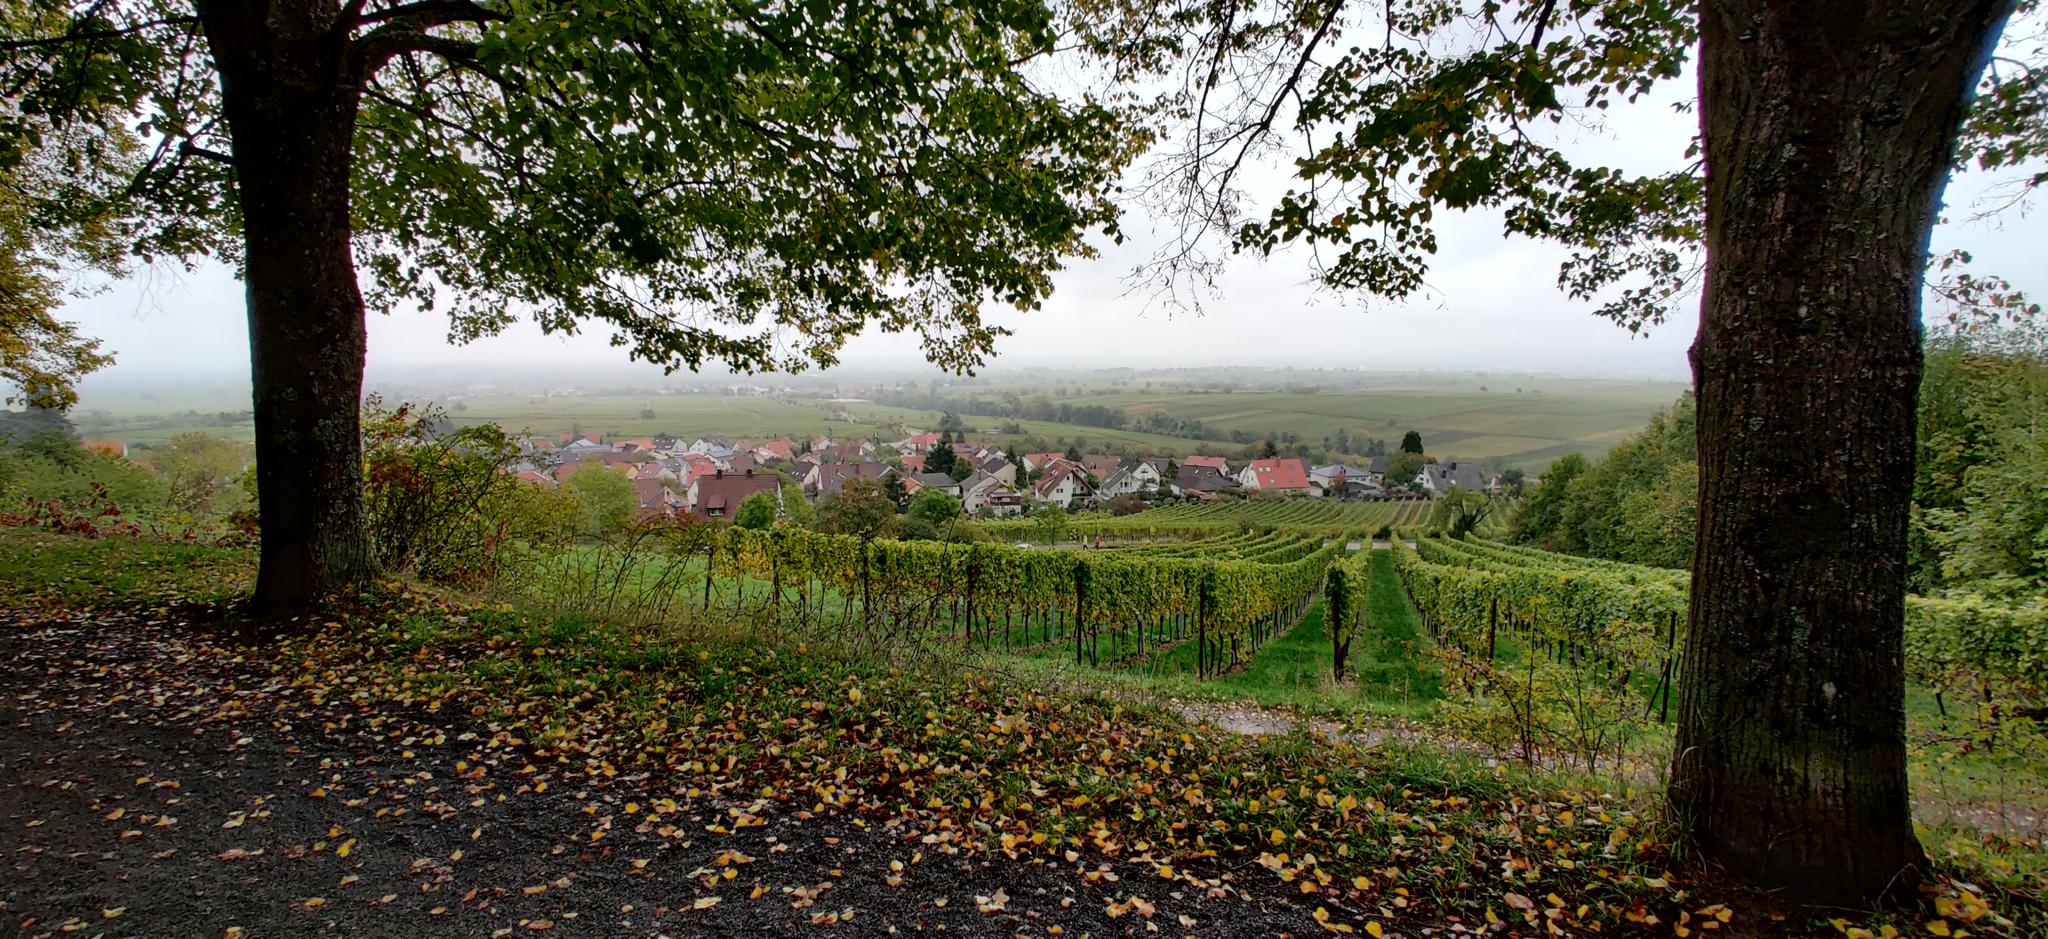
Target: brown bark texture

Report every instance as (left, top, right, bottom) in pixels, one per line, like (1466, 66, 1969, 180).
(1676, 0, 2011, 906)
(199, 0, 376, 611)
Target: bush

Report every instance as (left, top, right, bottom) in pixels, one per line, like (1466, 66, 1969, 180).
(906, 488, 963, 526)
(734, 490, 777, 530)
(362, 397, 569, 584)
(1434, 652, 1651, 774)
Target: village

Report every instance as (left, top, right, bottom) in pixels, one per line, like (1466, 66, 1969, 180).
(504, 426, 1507, 521)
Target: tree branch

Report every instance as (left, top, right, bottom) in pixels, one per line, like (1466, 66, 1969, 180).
(0, 15, 195, 52)
(1215, 0, 1343, 196)
(178, 138, 234, 165)
(348, 0, 507, 30)
(1526, 0, 1560, 53)
(350, 28, 480, 84)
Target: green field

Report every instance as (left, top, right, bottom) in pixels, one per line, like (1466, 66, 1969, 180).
(69, 376, 1684, 467)
(940, 384, 1685, 467)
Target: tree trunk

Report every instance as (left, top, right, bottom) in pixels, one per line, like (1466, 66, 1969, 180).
(201, 2, 376, 611)
(1675, 0, 2009, 906)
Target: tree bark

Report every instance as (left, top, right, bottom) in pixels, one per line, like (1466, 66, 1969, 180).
(201, 1, 376, 611)
(1675, 0, 2010, 906)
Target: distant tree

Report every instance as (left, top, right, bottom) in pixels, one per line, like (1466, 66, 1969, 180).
(733, 491, 777, 530)
(882, 474, 910, 512)
(639, 408, 655, 421)
(1258, 439, 1279, 459)
(776, 481, 815, 528)
(1399, 431, 1425, 455)
(564, 466, 636, 538)
(1030, 505, 1068, 545)
(947, 460, 974, 483)
(0, 406, 74, 445)
(1428, 488, 1494, 538)
(1501, 468, 1527, 498)
(817, 478, 897, 541)
(926, 441, 959, 476)
(906, 488, 964, 526)
(1508, 453, 1590, 548)
(1386, 451, 1431, 491)
(1063, 444, 1084, 462)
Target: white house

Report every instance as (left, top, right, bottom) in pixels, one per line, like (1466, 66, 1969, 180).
(961, 471, 1010, 515)
(1032, 464, 1091, 509)
(1416, 461, 1497, 495)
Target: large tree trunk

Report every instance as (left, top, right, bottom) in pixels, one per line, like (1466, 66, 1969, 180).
(201, 2, 376, 611)
(1675, 0, 2010, 906)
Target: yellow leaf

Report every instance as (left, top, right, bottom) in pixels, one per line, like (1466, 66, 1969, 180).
(1313, 907, 1354, 933)
(1366, 921, 1385, 938)
(692, 897, 720, 910)
(337, 839, 355, 858)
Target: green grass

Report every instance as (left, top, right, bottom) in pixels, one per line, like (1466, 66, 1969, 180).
(993, 549, 1447, 722)
(0, 528, 251, 607)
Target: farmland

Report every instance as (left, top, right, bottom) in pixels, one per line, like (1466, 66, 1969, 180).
(73, 373, 1684, 468)
(901, 382, 1686, 467)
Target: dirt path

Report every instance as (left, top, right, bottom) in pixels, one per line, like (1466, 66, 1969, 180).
(0, 609, 1344, 938)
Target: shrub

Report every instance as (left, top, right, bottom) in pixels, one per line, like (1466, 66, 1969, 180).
(361, 396, 564, 584)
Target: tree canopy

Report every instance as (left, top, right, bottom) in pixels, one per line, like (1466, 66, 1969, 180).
(733, 490, 776, 530)
(2, 0, 1143, 373)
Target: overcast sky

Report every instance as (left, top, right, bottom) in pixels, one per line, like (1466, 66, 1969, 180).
(55, 50, 2048, 397)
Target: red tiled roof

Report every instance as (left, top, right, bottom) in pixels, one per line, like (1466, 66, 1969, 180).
(1246, 458, 1309, 490)
(1183, 455, 1229, 471)
(1034, 464, 1091, 498)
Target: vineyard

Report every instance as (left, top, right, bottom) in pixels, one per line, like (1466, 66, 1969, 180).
(518, 494, 2045, 773)
(983, 498, 1432, 539)
(1392, 533, 2048, 730)
(516, 512, 1353, 680)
